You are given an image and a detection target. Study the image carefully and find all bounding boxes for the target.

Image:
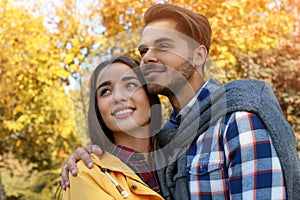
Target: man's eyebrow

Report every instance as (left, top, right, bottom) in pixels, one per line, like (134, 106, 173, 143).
(138, 37, 175, 50)
(138, 44, 147, 51)
(154, 37, 175, 44)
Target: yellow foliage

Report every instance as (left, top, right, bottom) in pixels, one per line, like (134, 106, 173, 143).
(3, 120, 24, 132)
(72, 38, 80, 47)
(64, 53, 75, 64)
(0, 0, 83, 174)
(1, 0, 299, 198)
(13, 105, 25, 115)
(16, 140, 22, 147)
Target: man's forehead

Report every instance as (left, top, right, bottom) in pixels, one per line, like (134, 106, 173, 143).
(141, 27, 183, 40)
(140, 26, 199, 47)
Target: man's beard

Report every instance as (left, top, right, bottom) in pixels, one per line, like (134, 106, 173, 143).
(147, 60, 195, 97)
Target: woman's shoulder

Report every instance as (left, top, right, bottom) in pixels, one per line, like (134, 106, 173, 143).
(91, 152, 129, 169)
(74, 152, 138, 184)
(71, 153, 164, 200)
(78, 152, 138, 178)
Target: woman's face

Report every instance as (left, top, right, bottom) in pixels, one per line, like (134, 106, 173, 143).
(96, 62, 151, 135)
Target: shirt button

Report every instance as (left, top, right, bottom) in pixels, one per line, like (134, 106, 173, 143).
(131, 184, 137, 190)
(199, 166, 203, 172)
(131, 154, 144, 160)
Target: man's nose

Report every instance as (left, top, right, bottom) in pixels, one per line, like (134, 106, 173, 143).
(141, 48, 159, 64)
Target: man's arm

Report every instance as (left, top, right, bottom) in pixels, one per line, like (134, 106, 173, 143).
(224, 112, 286, 199)
(61, 145, 103, 189)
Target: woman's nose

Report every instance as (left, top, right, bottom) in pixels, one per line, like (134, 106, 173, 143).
(112, 87, 129, 104)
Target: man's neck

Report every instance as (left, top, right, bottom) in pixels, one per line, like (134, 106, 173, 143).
(169, 77, 205, 113)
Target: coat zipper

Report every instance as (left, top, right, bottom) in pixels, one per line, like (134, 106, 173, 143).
(101, 168, 129, 199)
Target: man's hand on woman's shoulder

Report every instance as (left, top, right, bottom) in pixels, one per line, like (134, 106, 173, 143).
(61, 145, 103, 189)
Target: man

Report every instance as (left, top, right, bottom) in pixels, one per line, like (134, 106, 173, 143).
(62, 4, 300, 199)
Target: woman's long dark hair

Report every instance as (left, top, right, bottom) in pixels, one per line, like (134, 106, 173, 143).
(88, 56, 162, 152)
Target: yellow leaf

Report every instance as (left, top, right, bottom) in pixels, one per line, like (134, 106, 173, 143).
(69, 64, 77, 71)
(77, 53, 84, 62)
(16, 140, 22, 147)
(47, 137, 54, 144)
(72, 38, 80, 47)
(64, 53, 74, 64)
(3, 120, 24, 131)
(13, 105, 25, 114)
(17, 115, 28, 123)
(55, 69, 71, 77)
(38, 55, 48, 62)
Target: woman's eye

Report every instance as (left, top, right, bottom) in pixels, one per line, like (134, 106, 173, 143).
(126, 82, 138, 88)
(99, 88, 111, 96)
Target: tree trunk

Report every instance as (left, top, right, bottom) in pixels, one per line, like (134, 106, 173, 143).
(0, 171, 5, 200)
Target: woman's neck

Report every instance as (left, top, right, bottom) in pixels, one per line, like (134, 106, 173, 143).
(113, 125, 151, 153)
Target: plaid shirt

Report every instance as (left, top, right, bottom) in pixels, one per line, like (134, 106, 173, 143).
(109, 145, 161, 194)
(165, 79, 286, 199)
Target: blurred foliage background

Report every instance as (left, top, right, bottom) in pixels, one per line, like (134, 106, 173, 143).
(0, 0, 299, 199)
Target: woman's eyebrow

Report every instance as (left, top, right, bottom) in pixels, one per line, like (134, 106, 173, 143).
(96, 81, 110, 91)
(121, 76, 139, 82)
(96, 76, 138, 91)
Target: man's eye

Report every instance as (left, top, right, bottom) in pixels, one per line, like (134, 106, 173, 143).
(139, 48, 148, 57)
(159, 43, 170, 49)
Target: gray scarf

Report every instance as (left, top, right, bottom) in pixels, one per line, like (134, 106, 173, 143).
(154, 79, 300, 200)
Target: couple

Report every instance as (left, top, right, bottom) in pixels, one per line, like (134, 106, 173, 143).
(62, 3, 300, 200)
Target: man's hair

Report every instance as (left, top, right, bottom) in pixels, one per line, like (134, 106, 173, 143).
(144, 3, 212, 52)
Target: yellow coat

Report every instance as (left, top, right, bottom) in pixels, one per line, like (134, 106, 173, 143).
(64, 153, 164, 200)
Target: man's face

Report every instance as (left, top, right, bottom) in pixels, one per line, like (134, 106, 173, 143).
(138, 19, 195, 96)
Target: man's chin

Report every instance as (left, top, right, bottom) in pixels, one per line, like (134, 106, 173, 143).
(147, 83, 172, 96)
(147, 83, 163, 94)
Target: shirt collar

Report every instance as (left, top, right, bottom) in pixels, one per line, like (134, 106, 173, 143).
(109, 145, 145, 164)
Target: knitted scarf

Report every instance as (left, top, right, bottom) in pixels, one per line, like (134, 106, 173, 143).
(154, 79, 300, 200)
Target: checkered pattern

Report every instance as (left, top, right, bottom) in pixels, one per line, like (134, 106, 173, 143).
(166, 79, 286, 199)
(187, 111, 286, 199)
(109, 145, 161, 194)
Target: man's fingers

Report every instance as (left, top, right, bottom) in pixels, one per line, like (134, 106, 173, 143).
(66, 152, 80, 176)
(91, 144, 103, 156)
(60, 145, 103, 189)
(61, 152, 80, 189)
(77, 146, 94, 168)
(61, 164, 70, 190)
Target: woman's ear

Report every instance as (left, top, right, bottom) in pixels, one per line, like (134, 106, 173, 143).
(193, 45, 207, 67)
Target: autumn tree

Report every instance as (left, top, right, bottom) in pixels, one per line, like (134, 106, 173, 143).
(0, 0, 101, 198)
(89, 0, 299, 129)
(0, 172, 4, 200)
(1, 0, 299, 199)
(1, 0, 76, 171)
(75, 0, 299, 139)
(236, 0, 300, 149)
(238, 7, 300, 149)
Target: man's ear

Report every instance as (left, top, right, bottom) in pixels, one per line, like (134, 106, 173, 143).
(193, 45, 207, 67)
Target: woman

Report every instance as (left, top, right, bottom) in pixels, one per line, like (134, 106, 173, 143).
(63, 56, 163, 200)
